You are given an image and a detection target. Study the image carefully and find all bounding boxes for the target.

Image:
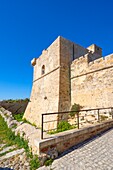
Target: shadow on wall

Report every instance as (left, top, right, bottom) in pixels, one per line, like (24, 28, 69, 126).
(0, 99, 29, 115)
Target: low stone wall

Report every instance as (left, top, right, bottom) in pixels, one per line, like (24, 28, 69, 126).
(35, 120, 113, 158)
(0, 107, 40, 155)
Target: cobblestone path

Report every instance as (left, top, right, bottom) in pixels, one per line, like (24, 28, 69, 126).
(38, 128, 113, 170)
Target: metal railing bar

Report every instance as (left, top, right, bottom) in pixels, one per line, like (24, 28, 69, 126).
(42, 107, 113, 116)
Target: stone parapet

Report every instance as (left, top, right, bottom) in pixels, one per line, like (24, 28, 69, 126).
(35, 120, 113, 157)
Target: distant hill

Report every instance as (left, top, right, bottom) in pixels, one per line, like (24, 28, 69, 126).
(0, 98, 29, 114)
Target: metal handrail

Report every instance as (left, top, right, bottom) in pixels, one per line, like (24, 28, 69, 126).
(41, 107, 113, 139)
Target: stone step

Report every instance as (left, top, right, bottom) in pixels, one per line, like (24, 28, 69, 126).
(0, 148, 25, 161)
(0, 145, 17, 155)
(0, 144, 6, 149)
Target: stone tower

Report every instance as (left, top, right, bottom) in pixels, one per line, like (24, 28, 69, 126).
(23, 36, 90, 128)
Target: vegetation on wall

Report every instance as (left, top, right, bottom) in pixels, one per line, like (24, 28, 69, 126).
(70, 103, 82, 118)
(100, 115, 108, 121)
(48, 121, 76, 134)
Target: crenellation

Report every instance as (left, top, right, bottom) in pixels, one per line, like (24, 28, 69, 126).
(93, 57, 104, 63)
(42, 49, 48, 55)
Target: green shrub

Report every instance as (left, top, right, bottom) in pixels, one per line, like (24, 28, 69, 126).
(44, 158, 53, 166)
(57, 121, 72, 132)
(30, 155, 40, 170)
(49, 121, 76, 134)
(13, 112, 24, 122)
(70, 103, 82, 118)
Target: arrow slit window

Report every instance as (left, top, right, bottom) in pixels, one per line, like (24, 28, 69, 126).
(41, 65, 45, 75)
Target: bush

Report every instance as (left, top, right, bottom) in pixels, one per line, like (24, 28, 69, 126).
(70, 103, 82, 118)
(13, 112, 24, 122)
(44, 158, 53, 166)
(57, 121, 72, 132)
(49, 121, 76, 134)
(30, 155, 40, 170)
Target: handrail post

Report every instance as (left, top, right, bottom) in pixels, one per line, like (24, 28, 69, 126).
(97, 109, 100, 122)
(77, 112, 79, 129)
(111, 107, 113, 119)
(41, 114, 44, 139)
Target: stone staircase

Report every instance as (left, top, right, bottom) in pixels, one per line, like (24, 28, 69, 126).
(0, 143, 30, 169)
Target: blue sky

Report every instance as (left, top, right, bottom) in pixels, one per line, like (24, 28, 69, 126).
(0, 0, 113, 100)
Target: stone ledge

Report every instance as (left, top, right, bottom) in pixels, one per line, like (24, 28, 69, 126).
(0, 148, 25, 161)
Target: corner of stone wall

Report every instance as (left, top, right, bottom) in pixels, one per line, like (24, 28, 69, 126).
(23, 102, 31, 121)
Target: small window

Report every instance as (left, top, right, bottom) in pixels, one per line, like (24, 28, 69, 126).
(41, 65, 45, 75)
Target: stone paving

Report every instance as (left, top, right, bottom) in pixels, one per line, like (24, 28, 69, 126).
(38, 128, 113, 170)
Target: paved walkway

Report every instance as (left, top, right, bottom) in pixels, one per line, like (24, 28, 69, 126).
(38, 128, 113, 170)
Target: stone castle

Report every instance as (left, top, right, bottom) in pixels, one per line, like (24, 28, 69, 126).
(24, 36, 113, 128)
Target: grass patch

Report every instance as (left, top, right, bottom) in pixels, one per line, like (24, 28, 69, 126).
(13, 112, 24, 122)
(13, 113, 37, 128)
(0, 114, 40, 169)
(48, 121, 76, 134)
(30, 155, 40, 170)
(0, 114, 28, 150)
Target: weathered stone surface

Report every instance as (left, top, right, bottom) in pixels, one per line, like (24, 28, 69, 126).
(71, 54, 113, 109)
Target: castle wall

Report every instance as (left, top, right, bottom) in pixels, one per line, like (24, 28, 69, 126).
(71, 53, 113, 108)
